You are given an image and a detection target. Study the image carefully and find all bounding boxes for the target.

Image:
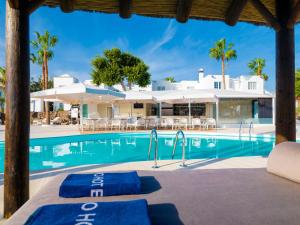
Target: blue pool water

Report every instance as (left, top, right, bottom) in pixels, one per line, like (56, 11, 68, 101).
(0, 132, 284, 172)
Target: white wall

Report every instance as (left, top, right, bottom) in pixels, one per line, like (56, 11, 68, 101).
(152, 72, 265, 94)
(53, 74, 79, 88)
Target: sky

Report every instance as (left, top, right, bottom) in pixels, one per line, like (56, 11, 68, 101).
(1, 3, 300, 92)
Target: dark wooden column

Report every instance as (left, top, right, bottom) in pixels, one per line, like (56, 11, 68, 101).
(4, 0, 30, 218)
(275, 0, 296, 144)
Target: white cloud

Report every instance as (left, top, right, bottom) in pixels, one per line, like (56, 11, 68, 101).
(147, 20, 177, 54)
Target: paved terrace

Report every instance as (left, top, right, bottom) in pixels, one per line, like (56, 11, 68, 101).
(0, 124, 289, 141)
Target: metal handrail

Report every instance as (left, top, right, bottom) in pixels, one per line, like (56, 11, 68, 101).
(172, 130, 187, 167)
(249, 121, 253, 137)
(148, 128, 159, 168)
(239, 121, 243, 137)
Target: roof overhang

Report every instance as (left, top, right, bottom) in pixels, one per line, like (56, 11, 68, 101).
(31, 83, 125, 104)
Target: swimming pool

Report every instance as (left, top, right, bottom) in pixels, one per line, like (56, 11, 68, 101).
(0, 132, 283, 172)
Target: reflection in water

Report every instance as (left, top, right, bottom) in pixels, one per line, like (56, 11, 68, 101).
(0, 134, 277, 172)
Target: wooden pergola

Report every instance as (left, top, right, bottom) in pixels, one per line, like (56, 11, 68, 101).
(4, 0, 299, 218)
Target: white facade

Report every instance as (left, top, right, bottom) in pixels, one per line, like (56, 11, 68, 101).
(151, 69, 266, 94)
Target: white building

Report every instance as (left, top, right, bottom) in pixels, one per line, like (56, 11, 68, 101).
(151, 68, 265, 94)
(31, 69, 274, 127)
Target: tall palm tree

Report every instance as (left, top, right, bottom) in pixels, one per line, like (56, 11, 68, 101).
(209, 38, 237, 89)
(248, 58, 268, 81)
(31, 31, 58, 124)
(0, 66, 6, 90)
(0, 66, 6, 112)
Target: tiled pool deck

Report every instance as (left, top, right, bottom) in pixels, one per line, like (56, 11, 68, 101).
(0, 124, 280, 141)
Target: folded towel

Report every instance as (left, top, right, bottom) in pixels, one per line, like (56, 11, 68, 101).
(24, 199, 151, 225)
(59, 171, 141, 198)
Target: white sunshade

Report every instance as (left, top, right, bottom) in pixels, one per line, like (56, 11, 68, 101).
(31, 83, 125, 104)
(150, 90, 218, 103)
(122, 91, 155, 102)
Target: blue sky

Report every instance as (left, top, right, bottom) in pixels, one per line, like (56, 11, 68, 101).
(1, 3, 300, 91)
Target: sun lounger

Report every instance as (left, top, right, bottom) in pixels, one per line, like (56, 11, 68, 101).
(59, 171, 141, 198)
(267, 141, 300, 183)
(24, 199, 151, 225)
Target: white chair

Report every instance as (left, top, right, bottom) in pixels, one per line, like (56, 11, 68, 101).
(51, 117, 61, 125)
(160, 118, 174, 130)
(136, 118, 146, 130)
(81, 119, 92, 131)
(126, 117, 137, 130)
(148, 118, 159, 129)
(200, 118, 208, 130)
(95, 118, 108, 130)
(175, 118, 188, 130)
(110, 119, 122, 130)
(206, 118, 217, 129)
(191, 118, 201, 129)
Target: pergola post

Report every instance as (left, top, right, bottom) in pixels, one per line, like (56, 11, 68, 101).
(4, 0, 30, 218)
(275, 0, 296, 144)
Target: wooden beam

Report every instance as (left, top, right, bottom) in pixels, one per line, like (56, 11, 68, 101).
(225, 0, 248, 26)
(287, 0, 300, 28)
(27, 0, 47, 14)
(275, 0, 296, 144)
(8, 0, 19, 9)
(250, 0, 281, 31)
(4, 0, 30, 218)
(176, 0, 193, 23)
(60, 0, 75, 13)
(119, 0, 132, 19)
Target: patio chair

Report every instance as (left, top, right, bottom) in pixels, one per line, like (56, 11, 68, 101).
(206, 118, 216, 129)
(200, 118, 208, 130)
(95, 118, 108, 130)
(136, 118, 146, 130)
(51, 117, 62, 125)
(111, 119, 122, 130)
(160, 118, 174, 130)
(126, 117, 138, 130)
(191, 118, 201, 129)
(175, 118, 188, 130)
(81, 119, 92, 131)
(148, 118, 159, 129)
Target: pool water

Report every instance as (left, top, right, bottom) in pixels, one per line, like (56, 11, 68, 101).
(0, 133, 279, 172)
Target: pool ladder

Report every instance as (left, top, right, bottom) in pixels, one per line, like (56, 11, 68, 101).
(239, 121, 254, 138)
(172, 129, 187, 167)
(148, 128, 159, 168)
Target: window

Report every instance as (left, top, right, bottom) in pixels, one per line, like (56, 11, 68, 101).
(214, 81, 221, 89)
(133, 103, 144, 109)
(157, 86, 165, 91)
(248, 82, 257, 90)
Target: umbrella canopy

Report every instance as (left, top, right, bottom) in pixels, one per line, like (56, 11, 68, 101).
(31, 83, 125, 104)
(150, 90, 218, 103)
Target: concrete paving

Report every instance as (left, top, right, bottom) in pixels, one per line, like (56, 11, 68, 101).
(0, 124, 279, 141)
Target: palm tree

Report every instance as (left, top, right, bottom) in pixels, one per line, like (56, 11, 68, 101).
(209, 38, 237, 89)
(0, 66, 6, 112)
(31, 31, 58, 124)
(248, 58, 268, 81)
(0, 66, 6, 90)
(165, 76, 176, 83)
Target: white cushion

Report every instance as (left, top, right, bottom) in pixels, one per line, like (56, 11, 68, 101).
(267, 142, 300, 183)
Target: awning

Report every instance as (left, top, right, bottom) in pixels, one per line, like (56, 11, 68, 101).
(31, 83, 125, 104)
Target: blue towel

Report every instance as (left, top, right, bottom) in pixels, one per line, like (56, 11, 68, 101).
(59, 171, 141, 198)
(24, 199, 151, 225)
